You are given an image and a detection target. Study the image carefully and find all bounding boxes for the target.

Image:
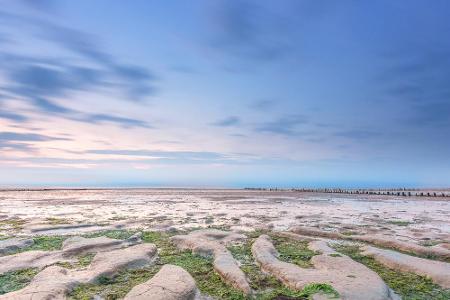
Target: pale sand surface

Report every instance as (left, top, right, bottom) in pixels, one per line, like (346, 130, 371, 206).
(1, 189, 449, 299)
(1, 189, 449, 245)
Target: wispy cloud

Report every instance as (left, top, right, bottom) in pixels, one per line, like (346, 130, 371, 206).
(40, 22, 157, 99)
(0, 131, 70, 152)
(32, 98, 75, 114)
(4, 60, 103, 98)
(409, 102, 450, 127)
(334, 129, 382, 141)
(208, 0, 290, 62)
(21, 0, 56, 12)
(87, 149, 225, 161)
(86, 114, 151, 128)
(0, 57, 152, 128)
(255, 115, 308, 135)
(0, 131, 70, 142)
(0, 141, 34, 152)
(43, 96, 151, 127)
(0, 8, 157, 129)
(378, 46, 450, 129)
(1, 148, 285, 168)
(0, 111, 28, 122)
(211, 116, 240, 127)
(249, 99, 276, 111)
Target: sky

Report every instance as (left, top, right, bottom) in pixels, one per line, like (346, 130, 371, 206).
(0, 0, 449, 188)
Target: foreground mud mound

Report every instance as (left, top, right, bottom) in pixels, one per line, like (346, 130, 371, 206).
(0, 250, 66, 274)
(290, 226, 450, 289)
(61, 232, 141, 256)
(0, 238, 34, 256)
(0, 243, 157, 300)
(124, 264, 199, 300)
(252, 235, 396, 300)
(362, 245, 450, 289)
(0, 233, 142, 274)
(171, 229, 251, 295)
(1, 228, 449, 299)
(23, 223, 119, 236)
(290, 226, 450, 261)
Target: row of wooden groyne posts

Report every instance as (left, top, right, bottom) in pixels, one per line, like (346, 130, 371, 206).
(244, 187, 450, 198)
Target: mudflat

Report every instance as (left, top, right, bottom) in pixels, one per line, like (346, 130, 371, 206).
(0, 189, 449, 299)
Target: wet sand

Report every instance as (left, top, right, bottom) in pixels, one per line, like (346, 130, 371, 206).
(1, 189, 449, 245)
(0, 189, 449, 299)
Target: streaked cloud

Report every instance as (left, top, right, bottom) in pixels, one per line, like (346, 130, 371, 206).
(255, 115, 308, 135)
(0, 111, 28, 122)
(87, 149, 225, 161)
(211, 116, 240, 127)
(249, 99, 276, 111)
(0, 131, 70, 142)
(208, 0, 291, 61)
(334, 130, 382, 141)
(0, 8, 157, 131)
(0, 131, 70, 152)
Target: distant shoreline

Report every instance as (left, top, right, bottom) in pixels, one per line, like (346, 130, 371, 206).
(0, 187, 449, 197)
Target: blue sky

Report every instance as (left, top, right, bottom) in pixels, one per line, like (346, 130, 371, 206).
(0, 0, 449, 188)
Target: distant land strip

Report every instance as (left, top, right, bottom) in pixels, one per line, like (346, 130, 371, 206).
(244, 188, 450, 198)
